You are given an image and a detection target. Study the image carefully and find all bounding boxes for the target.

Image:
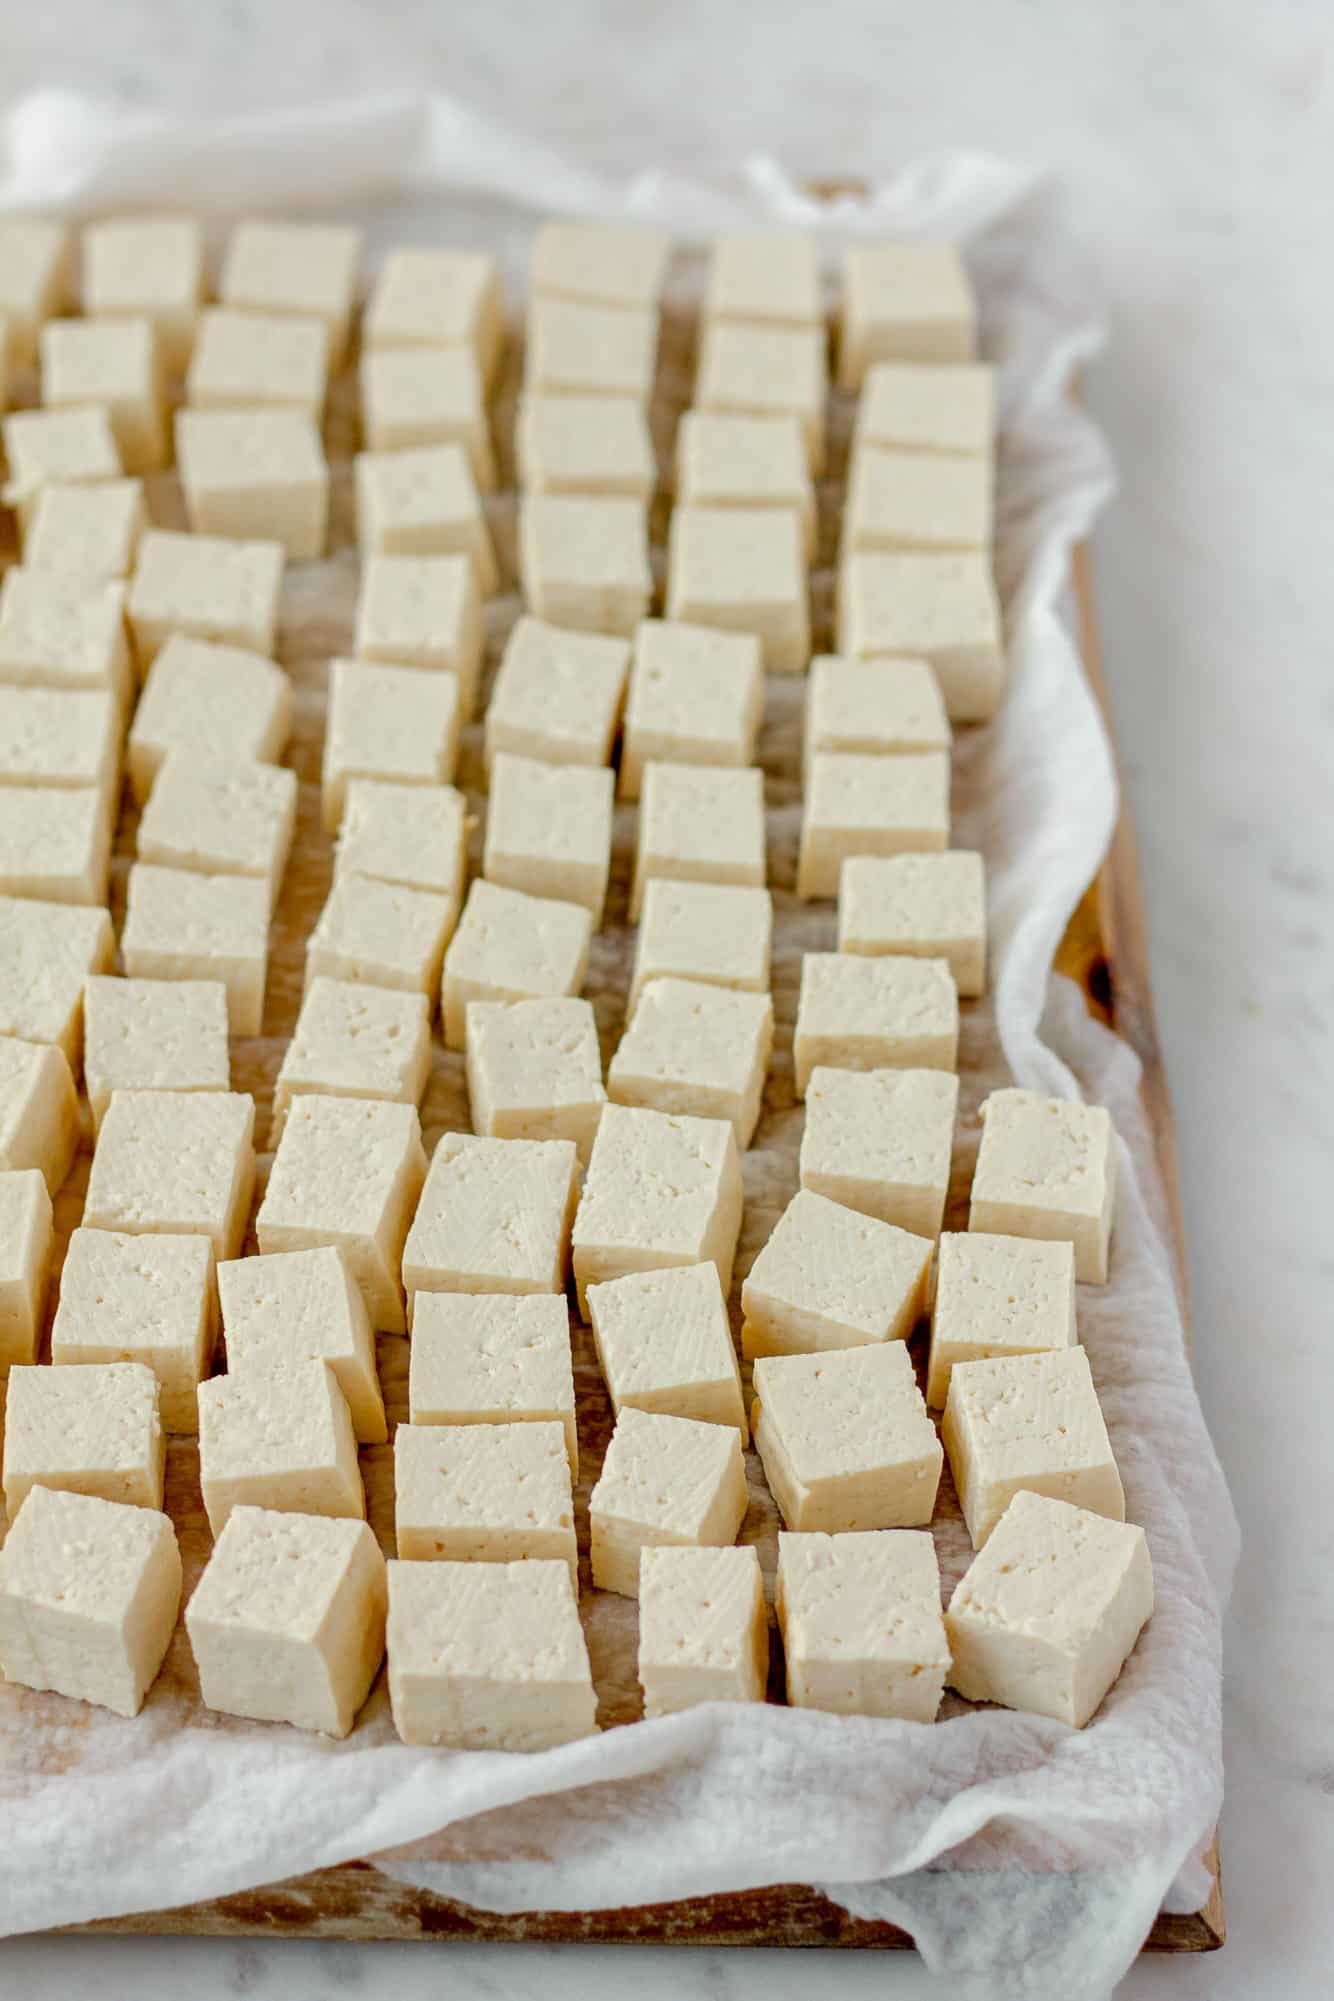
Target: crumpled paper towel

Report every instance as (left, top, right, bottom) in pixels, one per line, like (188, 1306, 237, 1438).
(0, 90, 1238, 2000)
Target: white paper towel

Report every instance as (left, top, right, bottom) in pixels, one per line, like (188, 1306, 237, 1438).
(0, 91, 1238, 2000)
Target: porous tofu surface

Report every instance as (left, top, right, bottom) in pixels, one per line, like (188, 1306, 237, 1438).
(0, 895, 113, 1057)
(82, 1089, 255, 1261)
(83, 974, 230, 1131)
(484, 616, 631, 770)
(402, 1131, 578, 1299)
(741, 1187, 934, 1358)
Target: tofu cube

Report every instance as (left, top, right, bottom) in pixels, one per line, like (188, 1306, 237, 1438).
(360, 346, 495, 488)
(2, 1360, 164, 1519)
(666, 505, 809, 674)
(41, 315, 166, 471)
(83, 1090, 256, 1262)
(797, 749, 950, 900)
(137, 752, 297, 912)
(219, 220, 361, 367)
(804, 654, 951, 766)
(386, 1556, 596, 1750)
(609, 977, 772, 1148)
(176, 407, 329, 562)
(127, 529, 284, 670)
(793, 952, 958, 1096)
(354, 552, 484, 717)
(322, 661, 462, 834)
(127, 633, 292, 805)
(518, 494, 652, 639)
(837, 551, 1004, 724)
(364, 246, 503, 386)
(629, 879, 771, 1014)
(185, 307, 330, 416)
(800, 1065, 958, 1238)
(532, 220, 672, 309)
(186, 1505, 387, 1737)
(198, 1359, 364, 1537)
(620, 620, 763, 802)
(0, 895, 113, 1061)
(0, 1486, 181, 1717)
(408, 1291, 577, 1477)
(572, 1101, 743, 1314)
(524, 299, 659, 405)
(354, 445, 498, 589)
(0, 783, 111, 905)
(484, 752, 614, 924)
(776, 1527, 949, 1722)
(589, 1405, 748, 1598)
(218, 1244, 386, 1446)
(587, 1260, 746, 1437)
(402, 1131, 578, 1303)
(121, 863, 270, 1038)
(394, 1418, 576, 1576)
(82, 216, 204, 371)
(2, 635, 115, 767)
(51, 1227, 217, 1434)
(0, 570, 131, 705)
(741, 1188, 933, 1361)
(465, 996, 606, 1165)
(273, 976, 431, 1136)
(306, 872, 456, 1003)
(23, 477, 146, 583)
(630, 762, 766, 922)
(441, 880, 592, 1053)
(844, 445, 992, 556)
(945, 1490, 1153, 1727)
(969, 1088, 1118, 1284)
(82, 975, 230, 1136)
(1, 407, 120, 528)
(0, 218, 72, 367)
(674, 410, 816, 559)
(927, 1231, 1077, 1409)
(335, 776, 467, 900)
(0, 1036, 78, 1194)
(839, 850, 987, 995)
(516, 392, 655, 500)
(855, 360, 996, 458)
(838, 242, 978, 389)
(703, 230, 822, 330)
(256, 1096, 427, 1333)
(751, 1342, 941, 1532)
(484, 616, 631, 771)
(0, 1170, 54, 1371)
(695, 322, 826, 472)
(638, 1543, 768, 1717)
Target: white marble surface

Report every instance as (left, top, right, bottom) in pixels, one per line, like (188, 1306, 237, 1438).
(2, 3, 1329, 1993)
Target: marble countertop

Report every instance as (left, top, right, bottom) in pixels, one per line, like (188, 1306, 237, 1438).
(3, 3, 1329, 1994)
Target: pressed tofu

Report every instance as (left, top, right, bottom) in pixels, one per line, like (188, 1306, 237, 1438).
(943, 1346, 1124, 1550)
(804, 654, 951, 766)
(665, 505, 809, 674)
(587, 1260, 746, 1437)
(0, 1485, 181, 1717)
(838, 242, 978, 389)
(0, 569, 130, 705)
(0, 218, 71, 367)
(571, 1101, 743, 1315)
(127, 529, 284, 669)
(524, 298, 659, 405)
(394, 1418, 575, 1576)
(175, 407, 329, 562)
(751, 1342, 941, 1532)
(2, 1360, 164, 1520)
(83, 975, 230, 1135)
(127, 633, 291, 805)
(516, 392, 655, 500)
(638, 1543, 768, 1717)
(354, 552, 484, 716)
(518, 494, 652, 639)
(322, 661, 462, 833)
(630, 762, 766, 922)
(484, 616, 631, 771)
(256, 1096, 427, 1333)
(364, 246, 504, 385)
(741, 1187, 933, 1361)
(186, 1504, 387, 1736)
(0, 895, 113, 1061)
(355, 445, 498, 588)
(855, 361, 996, 458)
(839, 850, 987, 996)
(197, 1359, 364, 1536)
(0, 783, 110, 905)
(483, 752, 614, 923)
(386, 1555, 596, 1750)
(695, 322, 827, 472)
(0, 1170, 54, 1371)
(532, 220, 672, 309)
(408, 1291, 577, 1477)
(0, 1037, 78, 1195)
(674, 410, 816, 559)
(23, 478, 146, 583)
(629, 879, 771, 1013)
(2, 408, 120, 533)
(185, 307, 330, 416)
(704, 230, 822, 329)
(589, 1405, 748, 1598)
(218, 1244, 386, 1446)
(41, 316, 166, 471)
(360, 346, 495, 488)
(219, 220, 361, 367)
(273, 976, 431, 1135)
(402, 1131, 578, 1303)
(620, 620, 763, 801)
(800, 1065, 958, 1237)
(793, 952, 958, 1096)
(609, 977, 772, 1148)
(82, 216, 204, 371)
(796, 749, 950, 900)
(945, 1490, 1153, 1727)
(121, 863, 270, 1038)
(970, 1088, 1118, 1284)
(927, 1231, 1077, 1409)
(465, 996, 606, 1164)
(83, 1090, 256, 1262)
(137, 752, 297, 911)
(776, 1527, 949, 1722)
(844, 445, 992, 556)
(441, 879, 592, 1052)
(50, 1227, 217, 1434)
(335, 776, 467, 900)
(0, 686, 119, 795)
(837, 551, 1004, 724)
(306, 872, 455, 1003)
